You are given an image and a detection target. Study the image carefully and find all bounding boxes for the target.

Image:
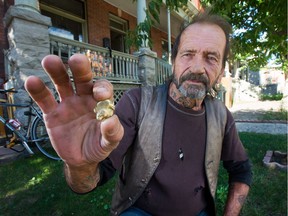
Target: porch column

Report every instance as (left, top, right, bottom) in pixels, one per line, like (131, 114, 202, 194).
(137, 0, 148, 48)
(136, 0, 158, 86)
(136, 48, 158, 86)
(3, 1, 52, 120)
(14, 0, 40, 13)
(167, 8, 172, 64)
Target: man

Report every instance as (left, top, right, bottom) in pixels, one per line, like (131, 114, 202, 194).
(25, 11, 252, 216)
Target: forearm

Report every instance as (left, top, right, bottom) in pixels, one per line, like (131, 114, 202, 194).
(64, 162, 101, 193)
(223, 182, 250, 216)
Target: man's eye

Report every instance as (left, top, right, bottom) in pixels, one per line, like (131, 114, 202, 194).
(207, 55, 218, 62)
(182, 53, 192, 57)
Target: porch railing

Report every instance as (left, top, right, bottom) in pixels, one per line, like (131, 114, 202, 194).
(49, 35, 140, 84)
(155, 58, 172, 85)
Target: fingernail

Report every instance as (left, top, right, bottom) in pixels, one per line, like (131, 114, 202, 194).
(94, 87, 107, 94)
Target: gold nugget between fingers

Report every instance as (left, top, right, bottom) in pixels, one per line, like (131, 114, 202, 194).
(94, 99, 115, 121)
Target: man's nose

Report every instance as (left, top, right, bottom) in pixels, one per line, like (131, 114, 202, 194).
(189, 55, 205, 74)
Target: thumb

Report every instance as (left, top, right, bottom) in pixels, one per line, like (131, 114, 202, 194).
(100, 115, 124, 153)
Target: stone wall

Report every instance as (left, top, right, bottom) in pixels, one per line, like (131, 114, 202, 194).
(3, 4, 52, 122)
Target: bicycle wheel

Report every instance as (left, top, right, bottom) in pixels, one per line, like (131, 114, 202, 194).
(31, 116, 61, 161)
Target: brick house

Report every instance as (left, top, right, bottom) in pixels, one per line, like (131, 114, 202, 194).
(0, 0, 206, 124)
(0, 0, 201, 90)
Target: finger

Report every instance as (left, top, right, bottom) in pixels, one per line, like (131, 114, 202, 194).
(68, 54, 93, 95)
(25, 76, 58, 114)
(100, 115, 124, 153)
(93, 79, 114, 102)
(42, 55, 74, 100)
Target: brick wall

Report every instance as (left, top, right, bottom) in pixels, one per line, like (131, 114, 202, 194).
(0, 0, 174, 85)
(151, 28, 175, 59)
(86, 0, 137, 49)
(86, 0, 172, 58)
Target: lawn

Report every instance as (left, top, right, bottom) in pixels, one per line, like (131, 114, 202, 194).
(0, 132, 287, 216)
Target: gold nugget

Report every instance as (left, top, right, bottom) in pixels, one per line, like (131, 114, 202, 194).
(94, 99, 115, 121)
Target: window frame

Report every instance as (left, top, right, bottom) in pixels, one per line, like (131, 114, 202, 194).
(40, 1, 88, 42)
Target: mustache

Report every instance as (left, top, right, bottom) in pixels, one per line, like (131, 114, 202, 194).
(179, 72, 209, 85)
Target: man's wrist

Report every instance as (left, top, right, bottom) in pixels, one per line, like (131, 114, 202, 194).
(64, 162, 100, 193)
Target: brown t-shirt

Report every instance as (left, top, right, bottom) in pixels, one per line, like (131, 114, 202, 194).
(110, 88, 248, 216)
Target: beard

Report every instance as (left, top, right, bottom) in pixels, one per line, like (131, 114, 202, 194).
(172, 71, 210, 99)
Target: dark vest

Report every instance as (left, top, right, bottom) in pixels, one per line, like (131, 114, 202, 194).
(110, 84, 227, 215)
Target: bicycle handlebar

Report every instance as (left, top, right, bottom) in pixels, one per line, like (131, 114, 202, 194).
(0, 103, 30, 108)
(0, 89, 18, 94)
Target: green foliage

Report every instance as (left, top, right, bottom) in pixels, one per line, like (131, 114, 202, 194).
(126, 0, 188, 50)
(128, 0, 287, 72)
(260, 93, 283, 101)
(200, 0, 288, 71)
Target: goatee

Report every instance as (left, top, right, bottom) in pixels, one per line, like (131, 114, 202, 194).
(172, 72, 210, 99)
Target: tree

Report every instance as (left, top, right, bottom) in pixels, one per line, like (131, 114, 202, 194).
(126, 0, 188, 49)
(128, 0, 287, 72)
(201, 0, 287, 72)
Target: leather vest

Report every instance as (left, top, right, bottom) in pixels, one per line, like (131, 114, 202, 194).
(110, 84, 227, 215)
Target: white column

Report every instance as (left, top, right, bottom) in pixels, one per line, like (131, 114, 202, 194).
(167, 8, 172, 64)
(137, 0, 146, 24)
(137, 0, 148, 47)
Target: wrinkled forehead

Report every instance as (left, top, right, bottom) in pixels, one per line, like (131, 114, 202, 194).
(179, 22, 226, 54)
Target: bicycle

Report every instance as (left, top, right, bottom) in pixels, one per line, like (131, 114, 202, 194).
(0, 89, 61, 161)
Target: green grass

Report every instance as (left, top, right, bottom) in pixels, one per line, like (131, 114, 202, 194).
(260, 109, 288, 121)
(216, 132, 287, 216)
(0, 156, 115, 216)
(1, 132, 287, 216)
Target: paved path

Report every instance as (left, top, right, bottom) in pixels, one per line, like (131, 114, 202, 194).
(235, 122, 287, 134)
(229, 99, 287, 135)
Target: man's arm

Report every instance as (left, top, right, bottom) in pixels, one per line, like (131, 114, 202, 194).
(25, 55, 124, 193)
(64, 162, 100, 193)
(223, 182, 250, 216)
(222, 159, 252, 215)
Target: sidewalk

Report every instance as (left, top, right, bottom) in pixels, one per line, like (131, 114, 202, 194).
(235, 122, 287, 134)
(229, 99, 287, 135)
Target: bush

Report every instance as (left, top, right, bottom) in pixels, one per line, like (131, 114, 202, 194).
(260, 93, 283, 101)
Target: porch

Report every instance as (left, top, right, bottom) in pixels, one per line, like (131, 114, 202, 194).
(49, 35, 172, 103)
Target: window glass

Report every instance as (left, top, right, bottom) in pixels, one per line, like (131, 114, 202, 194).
(40, 0, 85, 18)
(40, 0, 86, 42)
(109, 14, 128, 53)
(162, 40, 173, 62)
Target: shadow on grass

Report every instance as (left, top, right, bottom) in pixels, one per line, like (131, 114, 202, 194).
(0, 155, 114, 216)
(1, 132, 287, 216)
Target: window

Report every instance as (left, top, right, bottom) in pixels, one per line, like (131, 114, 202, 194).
(161, 39, 173, 62)
(40, 0, 87, 42)
(109, 14, 128, 53)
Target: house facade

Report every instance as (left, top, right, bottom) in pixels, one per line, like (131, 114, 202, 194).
(1, 0, 203, 102)
(0, 0, 234, 124)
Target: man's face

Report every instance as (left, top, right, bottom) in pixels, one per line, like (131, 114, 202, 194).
(172, 23, 226, 99)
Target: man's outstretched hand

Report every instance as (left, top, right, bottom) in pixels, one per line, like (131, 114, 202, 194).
(24, 54, 124, 192)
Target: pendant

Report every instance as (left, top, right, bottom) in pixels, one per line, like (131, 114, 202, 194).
(178, 148, 184, 160)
